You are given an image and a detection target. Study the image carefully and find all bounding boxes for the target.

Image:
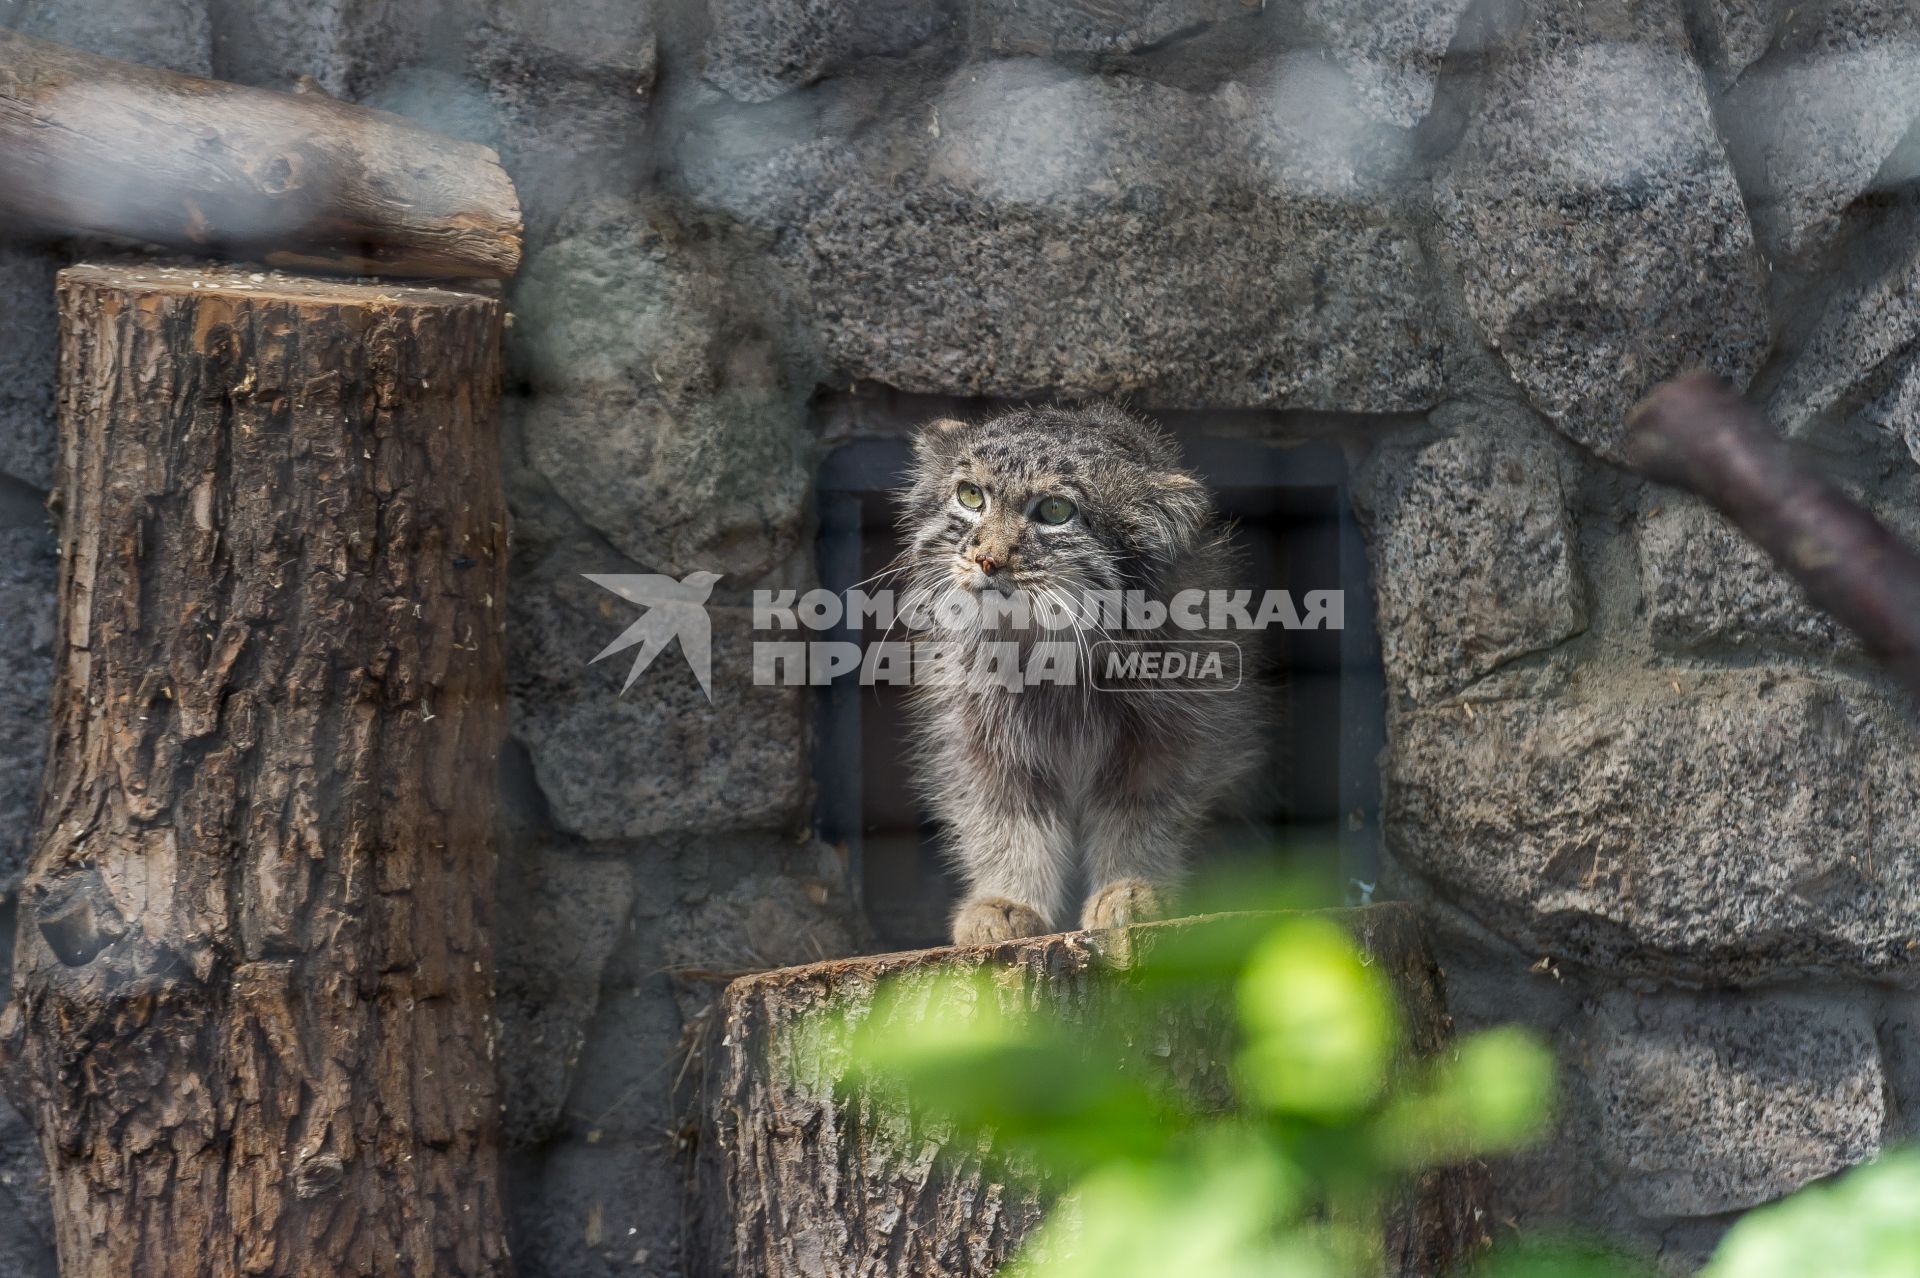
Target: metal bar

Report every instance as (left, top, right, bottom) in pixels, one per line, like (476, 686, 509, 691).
(1336, 478, 1384, 905)
(814, 490, 868, 906)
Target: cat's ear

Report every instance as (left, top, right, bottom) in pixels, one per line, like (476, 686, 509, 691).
(912, 417, 968, 465)
(1145, 470, 1211, 555)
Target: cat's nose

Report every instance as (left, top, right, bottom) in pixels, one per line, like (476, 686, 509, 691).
(971, 551, 999, 574)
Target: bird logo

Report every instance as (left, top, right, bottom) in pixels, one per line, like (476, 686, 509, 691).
(584, 571, 723, 701)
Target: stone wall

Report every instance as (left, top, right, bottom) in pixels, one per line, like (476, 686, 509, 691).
(2, 0, 1919, 1273)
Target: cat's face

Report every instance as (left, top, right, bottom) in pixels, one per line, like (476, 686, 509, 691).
(896, 405, 1213, 613)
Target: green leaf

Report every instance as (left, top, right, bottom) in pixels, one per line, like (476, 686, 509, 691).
(1234, 916, 1399, 1118)
(1005, 1130, 1329, 1278)
(1472, 1237, 1653, 1278)
(1375, 1026, 1556, 1165)
(1703, 1147, 1920, 1278)
(837, 969, 1184, 1175)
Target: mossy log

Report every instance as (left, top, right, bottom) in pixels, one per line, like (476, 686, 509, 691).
(0, 262, 511, 1277)
(699, 903, 1489, 1278)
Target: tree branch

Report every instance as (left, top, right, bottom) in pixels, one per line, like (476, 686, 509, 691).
(1625, 371, 1920, 698)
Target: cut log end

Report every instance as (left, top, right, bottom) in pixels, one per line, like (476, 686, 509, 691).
(58, 260, 503, 309)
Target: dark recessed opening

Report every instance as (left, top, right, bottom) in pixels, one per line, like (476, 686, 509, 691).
(814, 407, 1384, 951)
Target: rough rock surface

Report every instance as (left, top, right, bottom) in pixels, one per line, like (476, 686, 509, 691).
(682, 56, 1448, 410)
(497, 844, 638, 1148)
(1694, 0, 1788, 85)
(1356, 408, 1587, 702)
(462, 0, 659, 232)
(1720, 2, 1920, 266)
(971, 0, 1259, 55)
(1432, 0, 1767, 459)
(703, 0, 943, 101)
(0, 1097, 53, 1278)
(1587, 991, 1886, 1215)
(507, 894, 689, 1278)
(208, 0, 428, 95)
(660, 871, 858, 977)
(8, 0, 211, 72)
(509, 539, 809, 843)
(514, 205, 810, 582)
(1766, 232, 1920, 444)
(1388, 673, 1920, 982)
(1638, 497, 1850, 654)
(1861, 350, 1920, 467)
(0, 526, 56, 894)
(0, 248, 56, 491)
(1299, 0, 1476, 127)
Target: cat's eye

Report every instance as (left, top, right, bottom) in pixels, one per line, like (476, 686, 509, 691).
(956, 481, 985, 510)
(1034, 495, 1077, 525)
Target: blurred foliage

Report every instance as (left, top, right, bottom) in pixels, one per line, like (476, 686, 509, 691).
(1703, 1148, 1920, 1278)
(798, 883, 1920, 1277)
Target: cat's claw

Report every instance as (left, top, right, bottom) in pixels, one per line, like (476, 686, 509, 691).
(1080, 878, 1165, 931)
(950, 897, 1050, 946)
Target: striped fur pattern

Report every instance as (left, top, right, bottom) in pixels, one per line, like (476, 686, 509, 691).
(892, 404, 1260, 945)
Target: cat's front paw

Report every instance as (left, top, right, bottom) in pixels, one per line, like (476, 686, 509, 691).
(951, 896, 1050, 946)
(1080, 878, 1166, 931)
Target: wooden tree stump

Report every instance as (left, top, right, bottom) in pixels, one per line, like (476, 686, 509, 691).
(699, 904, 1490, 1278)
(0, 263, 510, 1278)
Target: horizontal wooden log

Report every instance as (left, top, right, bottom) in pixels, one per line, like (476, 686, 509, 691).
(698, 904, 1488, 1278)
(0, 28, 522, 278)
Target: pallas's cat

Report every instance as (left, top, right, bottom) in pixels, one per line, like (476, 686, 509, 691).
(893, 404, 1258, 945)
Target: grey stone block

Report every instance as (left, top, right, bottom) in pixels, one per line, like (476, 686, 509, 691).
(510, 1140, 687, 1278)
(208, 0, 428, 95)
(1694, 0, 1788, 86)
(1387, 672, 1920, 982)
(505, 844, 856, 1278)
(970, 0, 1259, 56)
(1721, 2, 1920, 266)
(0, 247, 57, 491)
(1431, 0, 1767, 460)
(1587, 991, 1885, 1216)
(1638, 496, 1849, 654)
(9, 0, 211, 73)
(1860, 348, 1920, 468)
(1300, 0, 1475, 127)
(703, 0, 943, 102)
(509, 539, 808, 843)
(681, 56, 1448, 411)
(659, 870, 857, 977)
(0, 1093, 53, 1277)
(464, 0, 658, 231)
(1356, 410, 1587, 702)
(1766, 234, 1920, 451)
(497, 843, 637, 1148)
(0, 526, 56, 894)
(514, 204, 810, 583)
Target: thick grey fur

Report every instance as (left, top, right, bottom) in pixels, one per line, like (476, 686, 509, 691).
(893, 403, 1260, 944)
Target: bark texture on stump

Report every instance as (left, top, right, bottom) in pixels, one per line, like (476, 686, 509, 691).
(699, 904, 1489, 1278)
(0, 262, 510, 1278)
